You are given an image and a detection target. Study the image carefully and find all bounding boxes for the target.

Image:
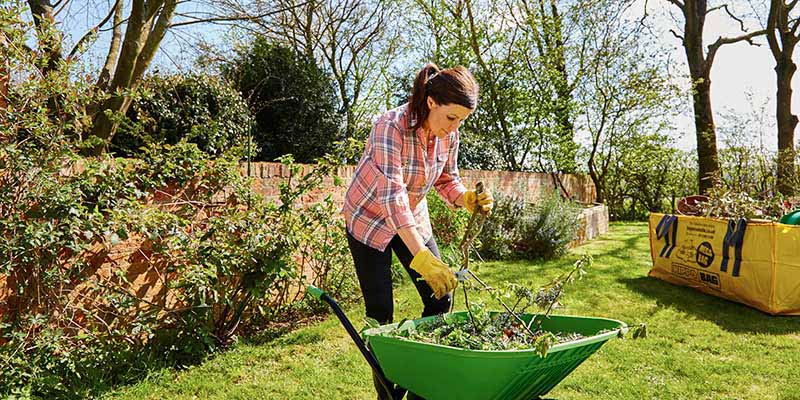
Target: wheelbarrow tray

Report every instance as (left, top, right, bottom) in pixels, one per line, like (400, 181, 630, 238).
(362, 311, 625, 400)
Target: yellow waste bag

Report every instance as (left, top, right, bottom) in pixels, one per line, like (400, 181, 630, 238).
(648, 213, 800, 315)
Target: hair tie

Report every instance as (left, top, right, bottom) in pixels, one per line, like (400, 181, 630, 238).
(426, 72, 439, 86)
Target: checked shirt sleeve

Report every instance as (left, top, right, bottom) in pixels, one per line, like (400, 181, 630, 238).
(369, 122, 416, 231)
(434, 130, 468, 207)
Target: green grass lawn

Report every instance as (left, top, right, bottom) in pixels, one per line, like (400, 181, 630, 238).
(105, 223, 800, 399)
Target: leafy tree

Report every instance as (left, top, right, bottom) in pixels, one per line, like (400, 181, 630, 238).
(581, 9, 682, 206)
(224, 38, 344, 162)
(112, 73, 254, 157)
(408, 0, 546, 171)
(409, 0, 639, 175)
(16, 0, 296, 154)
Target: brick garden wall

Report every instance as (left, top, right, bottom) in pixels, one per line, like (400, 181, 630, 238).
(240, 162, 598, 208)
(1, 162, 608, 320)
(241, 161, 608, 244)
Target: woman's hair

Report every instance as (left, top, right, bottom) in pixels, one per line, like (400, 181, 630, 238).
(408, 63, 479, 130)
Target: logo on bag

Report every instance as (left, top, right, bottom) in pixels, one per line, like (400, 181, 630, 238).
(699, 271, 721, 289)
(695, 242, 714, 268)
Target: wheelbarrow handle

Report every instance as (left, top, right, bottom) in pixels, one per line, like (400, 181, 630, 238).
(307, 285, 407, 400)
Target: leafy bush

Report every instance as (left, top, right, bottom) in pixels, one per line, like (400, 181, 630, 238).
(427, 190, 472, 248)
(112, 74, 254, 157)
(0, 133, 357, 396)
(223, 37, 344, 163)
(267, 156, 359, 315)
(477, 191, 581, 260)
(475, 193, 523, 260)
(516, 190, 582, 260)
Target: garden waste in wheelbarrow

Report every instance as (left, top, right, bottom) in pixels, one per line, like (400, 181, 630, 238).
(308, 285, 626, 400)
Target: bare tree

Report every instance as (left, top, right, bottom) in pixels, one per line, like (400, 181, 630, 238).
(658, 0, 766, 194)
(766, 0, 800, 195)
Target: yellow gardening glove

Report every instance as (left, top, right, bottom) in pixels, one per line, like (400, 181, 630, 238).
(463, 189, 494, 214)
(410, 249, 457, 299)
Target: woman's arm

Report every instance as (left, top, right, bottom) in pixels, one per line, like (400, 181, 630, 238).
(397, 226, 427, 256)
(433, 131, 468, 207)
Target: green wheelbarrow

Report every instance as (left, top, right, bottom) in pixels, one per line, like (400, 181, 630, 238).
(308, 285, 626, 400)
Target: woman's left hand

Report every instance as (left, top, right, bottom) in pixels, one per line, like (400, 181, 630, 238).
(463, 189, 494, 214)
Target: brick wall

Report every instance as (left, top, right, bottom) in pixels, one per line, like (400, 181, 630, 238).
(239, 162, 598, 208)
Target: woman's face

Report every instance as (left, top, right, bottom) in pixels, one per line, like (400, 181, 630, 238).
(425, 97, 472, 139)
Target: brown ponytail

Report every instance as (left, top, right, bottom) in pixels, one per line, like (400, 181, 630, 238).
(408, 63, 479, 130)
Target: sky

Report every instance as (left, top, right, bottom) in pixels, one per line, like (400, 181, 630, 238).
(48, 0, 797, 153)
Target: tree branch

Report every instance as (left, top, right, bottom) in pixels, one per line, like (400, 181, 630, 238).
(767, 1, 783, 60)
(706, 29, 767, 73)
(170, 1, 310, 28)
(791, 17, 800, 36)
(669, 28, 685, 42)
(97, 0, 124, 89)
(721, 4, 747, 32)
(667, 0, 685, 10)
(67, 0, 119, 62)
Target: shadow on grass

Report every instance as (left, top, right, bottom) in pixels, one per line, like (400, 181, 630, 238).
(598, 233, 649, 261)
(620, 276, 800, 335)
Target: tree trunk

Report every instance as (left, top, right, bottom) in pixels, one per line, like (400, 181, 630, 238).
(554, 91, 577, 172)
(87, 0, 175, 154)
(27, 0, 62, 74)
(549, 0, 576, 173)
(588, 165, 605, 204)
(767, 1, 799, 196)
(775, 58, 798, 195)
(680, 0, 720, 194)
(691, 75, 720, 194)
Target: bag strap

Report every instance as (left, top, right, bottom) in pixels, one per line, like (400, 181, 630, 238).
(720, 218, 747, 276)
(657, 215, 678, 258)
(731, 218, 747, 277)
(720, 219, 736, 273)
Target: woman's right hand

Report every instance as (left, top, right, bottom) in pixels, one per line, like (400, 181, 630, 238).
(409, 249, 457, 299)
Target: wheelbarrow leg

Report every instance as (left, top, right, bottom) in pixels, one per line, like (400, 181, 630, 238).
(308, 286, 408, 400)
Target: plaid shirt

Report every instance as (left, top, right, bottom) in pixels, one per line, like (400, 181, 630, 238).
(343, 103, 467, 251)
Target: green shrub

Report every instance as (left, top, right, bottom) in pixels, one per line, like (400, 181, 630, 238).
(476, 193, 524, 260)
(223, 38, 344, 163)
(427, 190, 472, 248)
(0, 140, 355, 397)
(1, 6, 353, 396)
(112, 74, 254, 157)
(515, 190, 582, 260)
(477, 191, 581, 261)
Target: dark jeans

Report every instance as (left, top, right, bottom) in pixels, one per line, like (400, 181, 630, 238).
(346, 230, 452, 400)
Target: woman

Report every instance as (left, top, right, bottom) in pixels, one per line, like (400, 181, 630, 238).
(342, 63, 494, 399)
